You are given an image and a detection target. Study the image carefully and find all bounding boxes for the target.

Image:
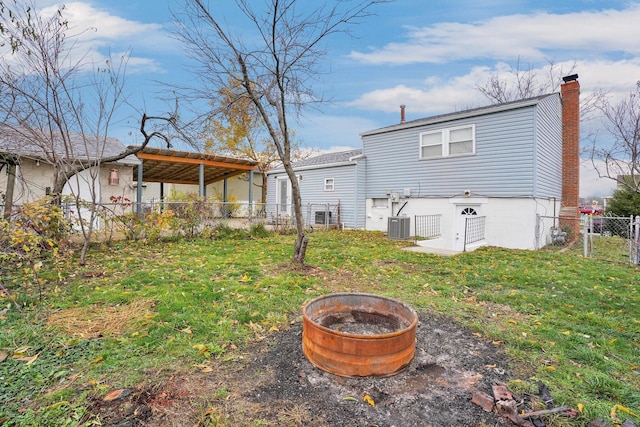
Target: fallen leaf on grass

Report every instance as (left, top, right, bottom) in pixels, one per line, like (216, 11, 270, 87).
(15, 354, 39, 365)
(92, 356, 103, 364)
(577, 403, 584, 412)
(341, 396, 358, 402)
(0, 351, 7, 363)
(103, 389, 131, 402)
(12, 346, 30, 357)
(611, 404, 639, 419)
(363, 394, 375, 407)
(44, 401, 69, 410)
(193, 344, 211, 357)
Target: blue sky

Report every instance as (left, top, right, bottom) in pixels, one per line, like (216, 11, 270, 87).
(35, 0, 640, 197)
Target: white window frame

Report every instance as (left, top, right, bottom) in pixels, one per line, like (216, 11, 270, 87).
(419, 124, 475, 159)
(324, 177, 335, 192)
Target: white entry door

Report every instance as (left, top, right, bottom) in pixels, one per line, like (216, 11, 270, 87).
(454, 205, 479, 251)
(276, 177, 291, 215)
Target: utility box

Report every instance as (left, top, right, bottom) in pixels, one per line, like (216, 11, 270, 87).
(315, 211, 332, 224)
(388, 216, 410, 239)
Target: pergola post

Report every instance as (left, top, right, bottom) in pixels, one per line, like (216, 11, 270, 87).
(199, 163, 205, 199)
(136, 160, 143, 216)
(248, 171, 254, 217)
(222, 178, 228, 218)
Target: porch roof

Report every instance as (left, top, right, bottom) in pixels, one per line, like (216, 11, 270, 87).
(131, 146, 257, 185)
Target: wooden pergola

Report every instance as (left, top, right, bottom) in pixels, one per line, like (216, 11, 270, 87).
(131, 146, 258, 213)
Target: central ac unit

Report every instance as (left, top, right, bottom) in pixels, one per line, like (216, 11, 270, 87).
(388, 216, 410, 239)
(315, 211, 332, 224)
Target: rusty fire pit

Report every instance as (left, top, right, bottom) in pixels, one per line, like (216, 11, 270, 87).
(302, 292, 418, 377)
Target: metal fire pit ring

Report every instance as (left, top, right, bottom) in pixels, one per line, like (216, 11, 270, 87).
(302, 292, 418, 377)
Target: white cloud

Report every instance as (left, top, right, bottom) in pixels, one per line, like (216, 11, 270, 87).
(37, 2, 176, 73)
(350, 4, 640, 65)
(346, 67, 492, 115)
(347, 58, 640, 117)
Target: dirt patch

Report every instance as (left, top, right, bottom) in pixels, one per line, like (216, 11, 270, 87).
(84, 310, 514, 426)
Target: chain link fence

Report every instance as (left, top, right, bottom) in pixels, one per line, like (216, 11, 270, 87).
(537, 214, 640, 265)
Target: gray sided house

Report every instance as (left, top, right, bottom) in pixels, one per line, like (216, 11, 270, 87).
(362, 76, 580, 251)
(266, 149, 365, 229)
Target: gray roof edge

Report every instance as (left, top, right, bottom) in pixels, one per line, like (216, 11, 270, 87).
(360, 94, 557, 137)
(267, 149, 363, 174)
(267, 158, 361, 175)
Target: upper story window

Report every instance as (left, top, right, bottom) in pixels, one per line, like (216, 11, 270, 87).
(324, 177, 334, 191)
(419, 124, 475, 159)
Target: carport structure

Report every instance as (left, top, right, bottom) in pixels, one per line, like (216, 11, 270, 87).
(131, 146, 258, 214)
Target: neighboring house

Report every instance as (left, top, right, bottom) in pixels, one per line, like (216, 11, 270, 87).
(0, 127, 139, 216)
(266, 149, 365, 229)
(272, 76, 580, 251)
(360, 76, 580, 251)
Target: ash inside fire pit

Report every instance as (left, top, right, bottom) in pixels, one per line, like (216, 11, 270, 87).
(320, 310, 402, 335)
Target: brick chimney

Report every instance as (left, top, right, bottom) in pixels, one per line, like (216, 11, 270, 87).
(560, 74, 580, 236)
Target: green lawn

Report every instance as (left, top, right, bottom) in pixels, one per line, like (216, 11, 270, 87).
(1, 230, 639, 426)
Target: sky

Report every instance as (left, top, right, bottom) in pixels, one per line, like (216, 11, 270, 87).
(30, 0, 640, 198)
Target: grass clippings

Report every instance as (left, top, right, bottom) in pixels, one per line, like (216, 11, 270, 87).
(46, 299, 155, 339)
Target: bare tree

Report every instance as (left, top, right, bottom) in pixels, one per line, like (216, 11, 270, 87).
(0, 1, 177, 264)
(175, 0, 387, 264)
(477, 58, 606, 119)
(588, 82, 640, 193)
(477, 58, 580, 103)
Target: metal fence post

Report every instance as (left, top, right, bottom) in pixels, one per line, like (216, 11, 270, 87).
(583, 215, 589, 257)
(631, 215, 640, 265)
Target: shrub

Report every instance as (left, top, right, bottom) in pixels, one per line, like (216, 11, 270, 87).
(249, 222, 271, 238)
(0, 198, 71, 298)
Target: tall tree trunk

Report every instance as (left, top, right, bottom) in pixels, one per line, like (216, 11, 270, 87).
(260, 171, 268, 204)
(3, 163, 16, 219)
(290, 175, 307, 264)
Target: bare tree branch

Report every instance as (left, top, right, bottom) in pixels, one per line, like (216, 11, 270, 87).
(587, 83, 640, 193)
(173, 0, 388, 263)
